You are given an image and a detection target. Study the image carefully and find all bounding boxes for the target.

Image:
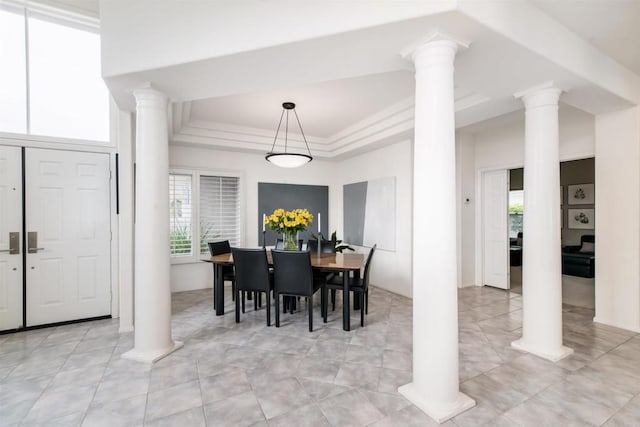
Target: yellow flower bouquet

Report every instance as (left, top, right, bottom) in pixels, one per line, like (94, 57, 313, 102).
(265, 208, 314, 250)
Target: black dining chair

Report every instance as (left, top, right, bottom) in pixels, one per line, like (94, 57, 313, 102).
(275, 238, 304, 250)
(324, 244, 376, 327)
(208, 240, 236, 302)
(306, 239, 335, 253)
(271, 250, 325, 332)
(231, 248, 273, 326)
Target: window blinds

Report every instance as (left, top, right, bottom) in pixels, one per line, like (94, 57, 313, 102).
(200, 175, 240, 253)
(169, 174, 193, 256)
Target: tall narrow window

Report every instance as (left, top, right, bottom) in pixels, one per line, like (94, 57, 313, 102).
(200, 176, 240, 253)
(0, 7, 27, 133)
(28, 15, 109, 141)
(169, 174, 193, 256)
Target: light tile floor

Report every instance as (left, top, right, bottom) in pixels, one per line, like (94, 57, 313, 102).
(1, 285, 639, 426)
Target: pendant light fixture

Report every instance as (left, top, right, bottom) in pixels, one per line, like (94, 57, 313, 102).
(266, 102, 313, 168)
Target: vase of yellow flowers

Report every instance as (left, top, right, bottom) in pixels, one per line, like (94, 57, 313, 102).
(265, 208, 314, 250)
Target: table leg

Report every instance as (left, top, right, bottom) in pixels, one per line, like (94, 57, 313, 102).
(214, 264, 225, 315)
(343, 270, 350, 331)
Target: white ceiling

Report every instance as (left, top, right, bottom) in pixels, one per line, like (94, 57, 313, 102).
(531, 0, 640, 75)
(92, 0, 639, 156)
(189, 71, 415, 139)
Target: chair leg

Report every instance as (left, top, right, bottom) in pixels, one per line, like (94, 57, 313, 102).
(242, 291, 246, 313)
(308, 294, 313, 332)
(230, 281, 233, 302)
(322, 287, 328, 323)
(360, 291, 365, 327)
(266, 291, 271, 326)
(254, 292, 258, 311)
(259, 292, 262, 308)
(365, 289, 368, 314)
(275, 293, 280, 327)
(283, 296, 288, 313)
(331, 289, 336, 311)
(235, 288, 240, 323)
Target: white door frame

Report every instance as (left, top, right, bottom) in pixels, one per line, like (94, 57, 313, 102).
(0, 137, 117, 327)
(475, 165, 521, 287)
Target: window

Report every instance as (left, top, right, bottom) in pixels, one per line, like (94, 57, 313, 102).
(200, 175, 241, 253)
(0, 5, 109, 141)
(0, 7, 27, 133)
(169, 171, 241, 260)
(169, 174, 193, 256)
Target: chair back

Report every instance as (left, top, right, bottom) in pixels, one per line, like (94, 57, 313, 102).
(361, 244, 377, 289)
(271, 250, 313, 296)
(275, 238, 304, 250)
(208, 240, 231, 256)
(231, 248, 270, 292)
(581, 234, 595, 245)
(307, 239, 335, 253)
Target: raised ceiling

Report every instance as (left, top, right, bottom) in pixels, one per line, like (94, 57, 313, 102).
(97, 0, 639, 159)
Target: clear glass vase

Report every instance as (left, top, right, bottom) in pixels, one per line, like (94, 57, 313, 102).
(283, 230, 299, 251)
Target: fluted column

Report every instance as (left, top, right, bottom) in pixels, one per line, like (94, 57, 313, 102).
(122, 86, 183, 363)
(511, 82, 573, 361)
(398, 32, 475, 423)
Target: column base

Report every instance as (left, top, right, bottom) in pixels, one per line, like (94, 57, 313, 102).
(511, 338, 573, 362)
(122, 340, 184, 364)
(398, 382, 475, 423)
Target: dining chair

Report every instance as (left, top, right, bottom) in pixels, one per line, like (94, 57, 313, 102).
(306, 239, 335, 253)
(271, 250, 325, 332)
(324, 244, 376, 327)
(231, 248, 273, 326)
(274, 238, 304, 250)
(208, 240, 236, 303)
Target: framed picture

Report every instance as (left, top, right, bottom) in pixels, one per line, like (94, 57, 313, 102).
(568, 208, 595, 229)
(567, 183, 594, 205)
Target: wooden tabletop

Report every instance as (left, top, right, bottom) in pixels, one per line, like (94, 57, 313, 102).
(203, 250, 365, 271)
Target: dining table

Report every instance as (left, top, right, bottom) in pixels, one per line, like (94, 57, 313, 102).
(202, 250, 365, 331)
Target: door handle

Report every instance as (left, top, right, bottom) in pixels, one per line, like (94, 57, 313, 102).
(27, 232, 44, 254)
(0, 232, 20, 254)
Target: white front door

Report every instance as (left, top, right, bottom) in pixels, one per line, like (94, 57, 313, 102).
(0, 146, 23, 330)
(483, 169, 510, 289)
(25, 148, 111, 326)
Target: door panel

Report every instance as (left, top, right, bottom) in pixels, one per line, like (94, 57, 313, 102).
(26, 148, 111, 326)
(0, 146, 23, 331)
(483, 170, 510, 289)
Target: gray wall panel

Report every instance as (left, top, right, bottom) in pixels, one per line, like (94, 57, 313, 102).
(343, 181, 367, 246)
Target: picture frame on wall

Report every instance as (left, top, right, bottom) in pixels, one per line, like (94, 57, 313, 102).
(567, 183, 594, 205)
(568, 208, 595, 230)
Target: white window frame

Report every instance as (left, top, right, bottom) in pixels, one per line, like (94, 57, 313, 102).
(0, 2, 111, 146)
(169, 167, 244, 265)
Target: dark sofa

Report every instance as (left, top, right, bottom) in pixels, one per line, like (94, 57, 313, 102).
(562, 235, 595, 278)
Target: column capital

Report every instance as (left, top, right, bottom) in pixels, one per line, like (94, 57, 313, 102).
(514, 81, 563, 109)
(133, 84, 168, 109)
(401, 30, 470, 64)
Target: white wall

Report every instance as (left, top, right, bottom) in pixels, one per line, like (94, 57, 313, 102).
(333, 140, 414, 298)
(594, 106, 640, 333)
(458, 106, 595, 287)
(456, 132, 476, 287)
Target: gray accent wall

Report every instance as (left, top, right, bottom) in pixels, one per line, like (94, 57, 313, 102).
(258, 183, 328, 245)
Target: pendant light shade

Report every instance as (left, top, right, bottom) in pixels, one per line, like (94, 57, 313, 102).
(266, 102, 313, 168)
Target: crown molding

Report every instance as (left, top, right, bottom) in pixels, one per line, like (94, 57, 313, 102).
(170, 92, 492, 158)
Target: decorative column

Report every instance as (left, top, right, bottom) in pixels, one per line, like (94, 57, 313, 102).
(398, 32, 475, 423)
(122, 86, 183, 363)
(511, 82, 573, 361)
